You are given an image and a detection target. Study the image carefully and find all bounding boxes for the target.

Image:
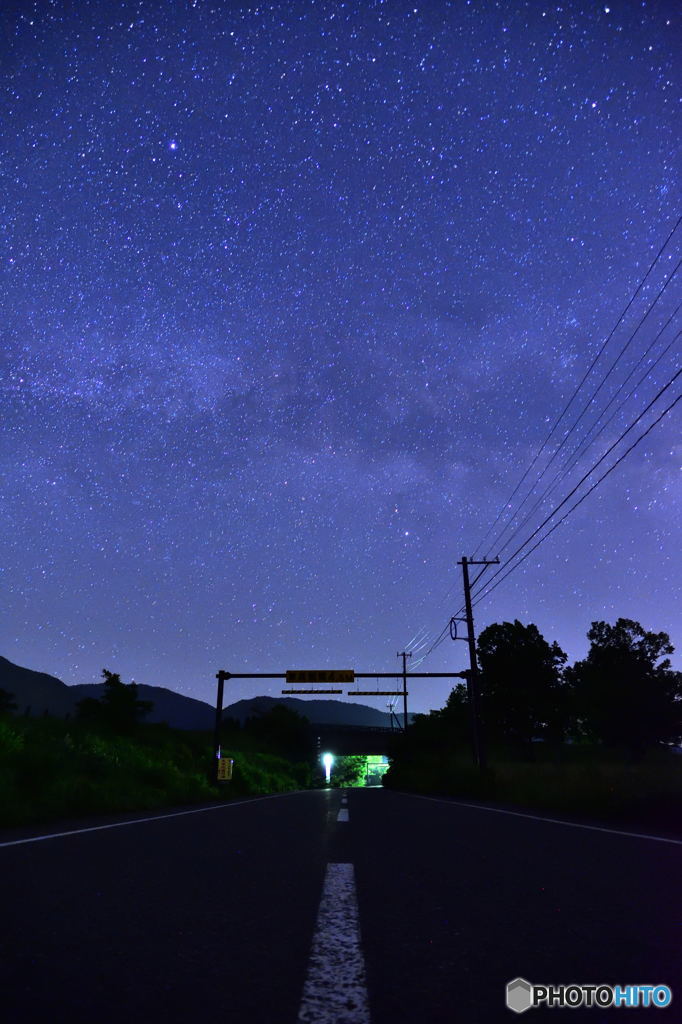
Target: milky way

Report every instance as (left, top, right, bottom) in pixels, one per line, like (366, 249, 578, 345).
(2, 0, 680, 713)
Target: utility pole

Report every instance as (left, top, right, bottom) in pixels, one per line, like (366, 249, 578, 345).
(458, 556, 499, 770)
(397, 650, 411, 731)
(213, 670, 226, 781)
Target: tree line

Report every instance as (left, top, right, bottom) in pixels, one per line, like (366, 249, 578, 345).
(409, 617, 682, 762)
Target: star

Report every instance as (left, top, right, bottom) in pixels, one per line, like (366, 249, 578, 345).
(0, 0, 678, 713)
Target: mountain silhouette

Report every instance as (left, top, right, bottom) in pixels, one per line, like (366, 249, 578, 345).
(0, 656, 403, 729)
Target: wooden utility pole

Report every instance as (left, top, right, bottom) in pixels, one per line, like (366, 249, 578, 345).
(459, 556, 499, 770)
(213, 670, 226, 781)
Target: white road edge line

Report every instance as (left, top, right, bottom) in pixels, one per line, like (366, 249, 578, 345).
(0, 792, 304, 849)
(400, 792, 682, 846)
(337, 808, 349, 822)
(297, 863, 371, 1024)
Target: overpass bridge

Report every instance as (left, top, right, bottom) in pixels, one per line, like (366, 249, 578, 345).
(313, 722, 399, 756)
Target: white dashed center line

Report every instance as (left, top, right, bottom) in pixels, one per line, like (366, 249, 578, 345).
(337, 808, 349, 822)
(297, 863, 370, 1024)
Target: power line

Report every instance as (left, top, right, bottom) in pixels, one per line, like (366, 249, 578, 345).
(489, 257, 680, 558)
(562, 327, 680, 480)
(420, 349, 681, 666)
(471, 213, 682, 559)
(411, 563, 495, 666)
(500, 321, 681, 556)
(470, 365, 681, 603)
(471, 389, 681, 609)
(568, 304, 680, 456)
(410, 619, 451, 666)
(405, 216, 682, 670)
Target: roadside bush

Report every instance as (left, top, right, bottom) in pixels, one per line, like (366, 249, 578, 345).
(383, 745, 682, 830)
(0, 715, 310, 827)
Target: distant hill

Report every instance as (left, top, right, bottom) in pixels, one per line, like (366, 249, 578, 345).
(223, 696, 404, 728)
(0, 656, 215, 730)
(69, 682, 215, 731)
(0, 657, 74, 718)
(0, 657, 405, 730)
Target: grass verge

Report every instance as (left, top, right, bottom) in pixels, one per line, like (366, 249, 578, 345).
(382, 748, 682, 833)
(0, 715, 312, 828)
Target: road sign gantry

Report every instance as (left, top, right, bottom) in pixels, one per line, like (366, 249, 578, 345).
(215, 671, 467, 681)
(212, 667, 468, 781)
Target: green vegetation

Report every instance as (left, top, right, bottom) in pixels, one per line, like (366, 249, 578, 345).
(385, 617, 682, 830)
(365, 754, 390, 785)
(0, 674, 315, 828)
(328, 755, 369, 787)
(319, 755, 389, 787)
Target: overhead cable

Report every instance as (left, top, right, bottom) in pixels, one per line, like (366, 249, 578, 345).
(489, 257, 680, 557)
(471, 213, 682, 559)
(471, 388, 681, 609)
(497, 321, 681, 557)
(470, 365, 682, 603)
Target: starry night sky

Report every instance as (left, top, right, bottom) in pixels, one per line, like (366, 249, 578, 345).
(2, 0, 680, 714)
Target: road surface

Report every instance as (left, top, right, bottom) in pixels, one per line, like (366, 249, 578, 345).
(1, 788, 679, 1022)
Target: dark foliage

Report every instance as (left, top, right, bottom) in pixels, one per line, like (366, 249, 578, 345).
(76, 669, 153, 734)
(0, 687, 17, 715)
(241, 704, 314, 762)
(383, 617, 682, 829)
(389, 684, 469, 758)
(566, 618, 682, 759)
(477, 620, 568, 753)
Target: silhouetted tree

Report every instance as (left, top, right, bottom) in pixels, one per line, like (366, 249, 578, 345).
(243, 704, 312, 762)
(477, 620, 568, 754)
(386, 684, 470, 765)
(566, 618, 682, 759)
(410, 684, 469, 748)
(76, 670, 153, 734)
(0, 688, 17, 716)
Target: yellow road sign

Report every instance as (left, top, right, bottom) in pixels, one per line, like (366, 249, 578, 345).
(285, 670, 354, 684)
(217, 757, 233, 781)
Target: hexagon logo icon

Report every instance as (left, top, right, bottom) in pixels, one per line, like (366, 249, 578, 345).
(506, 978, 533, 1014)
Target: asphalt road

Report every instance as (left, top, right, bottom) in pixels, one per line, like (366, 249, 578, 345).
(1, 788, 680, 1023)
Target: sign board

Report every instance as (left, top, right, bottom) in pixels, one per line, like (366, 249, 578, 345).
(282, 689, 343, 695)
(285, 670, 354, 684)
(217, 757, 233, 781)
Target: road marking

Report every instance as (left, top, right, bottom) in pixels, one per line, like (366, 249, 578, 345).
(297, 863, 370, 1024)
(337, 808, 349, 822)
(401, 792, 682, 846)
(0, 792, 303, 849)
(341, 796, 348, 805)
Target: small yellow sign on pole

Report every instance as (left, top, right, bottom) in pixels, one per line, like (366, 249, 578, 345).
(217, 757, 233, 781)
